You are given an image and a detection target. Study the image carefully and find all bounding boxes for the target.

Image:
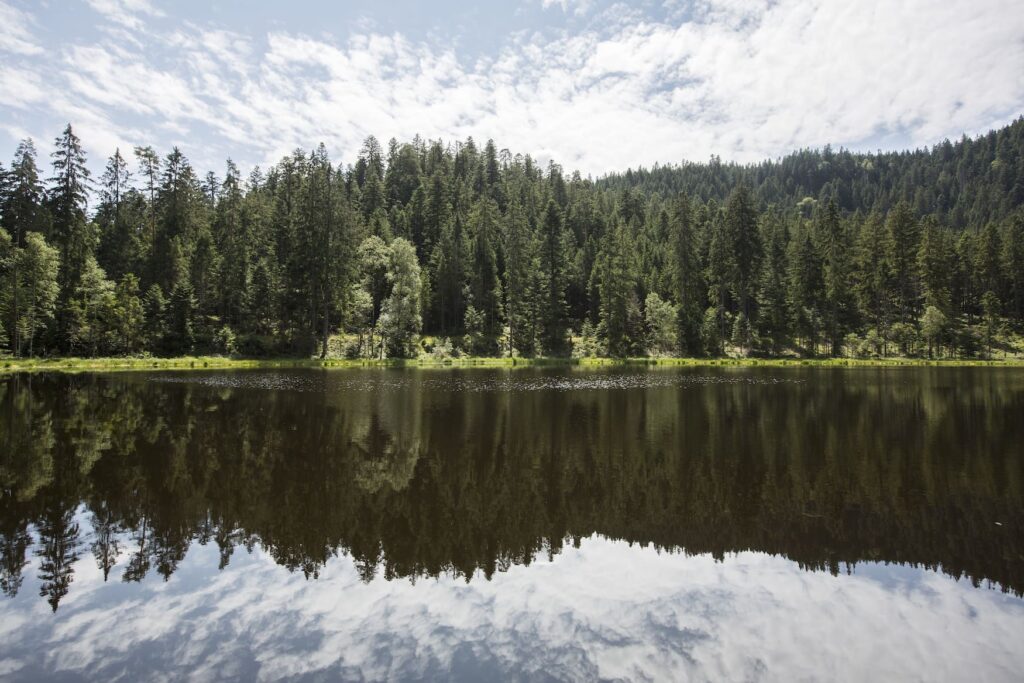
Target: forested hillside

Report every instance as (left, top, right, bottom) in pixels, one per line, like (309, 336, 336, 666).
(1, 119, 1023, 360)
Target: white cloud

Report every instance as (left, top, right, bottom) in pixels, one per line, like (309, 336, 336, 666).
(542, 0, 593, 16)
(0, 1, 43, 55)
(84, 0, 163, 30)
(3, 0, 1023, 177)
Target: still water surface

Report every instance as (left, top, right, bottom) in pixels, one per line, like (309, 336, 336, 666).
(1, 366, 1023, 681)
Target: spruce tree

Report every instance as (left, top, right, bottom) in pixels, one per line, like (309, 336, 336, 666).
(757, 209, 790, 354)
(671, 194, 704, 355)
(885, 201, 921, 325)
(539, 200, 568, 354)
(468, 197, 502, 353)
(49, 125, 93, 349)
(818, 199, 856, 354)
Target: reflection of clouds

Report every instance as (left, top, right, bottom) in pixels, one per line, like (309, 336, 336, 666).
(2, 537, 1023, 681)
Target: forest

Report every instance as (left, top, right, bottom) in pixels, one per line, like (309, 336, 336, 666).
(1, 118, 1023, 360)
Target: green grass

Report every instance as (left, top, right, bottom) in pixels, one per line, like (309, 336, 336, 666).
(2, 354, 1023, 374)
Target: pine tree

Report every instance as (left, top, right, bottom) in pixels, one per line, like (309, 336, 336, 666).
(503, 200, 538, 356)
(705, 211, 731, 344)
(96, 148, 142, 281)
(975, 221, 1004, 305)
(668, 195, 703, 355)
(1, 140, 48, 355)
(788, 223, 822, 353)
(49, 125, 93, 348)
(1003, 211, 1024, 322)
(917, 216, 954, 314)
(854, 213, 891, 338)
(757, 209, 789, 354)
(539, 200, 568, 354)
(134, 145, 160, 246)
(151, 148, 203, 292)
(818, 199, 856, 354)
(724, 185, 762, 322)
(430, 213, 468, 336)
(467, 197, 502, 353)
(596, 221, 640, 357)
(166, 280, 196, 354)
(214, 160, 249, 326)
(886, 201, 920, 325)
(143, 284, 167, 351)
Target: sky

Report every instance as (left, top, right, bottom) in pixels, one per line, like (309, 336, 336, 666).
(0, 0, 1022, 179)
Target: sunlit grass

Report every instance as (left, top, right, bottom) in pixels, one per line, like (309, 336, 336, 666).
(2, 354, 1023, 374)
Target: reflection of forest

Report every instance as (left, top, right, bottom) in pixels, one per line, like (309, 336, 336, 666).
(2, 368, 1022, 612)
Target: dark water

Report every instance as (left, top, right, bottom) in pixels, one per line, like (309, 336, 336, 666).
(1, 366, 1023, 681)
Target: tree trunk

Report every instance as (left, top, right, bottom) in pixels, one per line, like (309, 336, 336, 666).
(320, 291, 329, 359)
(10, 260, 18, 356)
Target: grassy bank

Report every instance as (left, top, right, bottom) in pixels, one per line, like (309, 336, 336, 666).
(3, 354, 1024, 374)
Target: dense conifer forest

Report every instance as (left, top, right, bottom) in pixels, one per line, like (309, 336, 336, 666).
(1, 118, 1023, 360)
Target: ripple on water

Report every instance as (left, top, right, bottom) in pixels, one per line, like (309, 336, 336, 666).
(146, 370, 806, 393)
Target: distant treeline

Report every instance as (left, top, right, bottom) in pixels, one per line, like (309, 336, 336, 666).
(1, 119, 1023, 359)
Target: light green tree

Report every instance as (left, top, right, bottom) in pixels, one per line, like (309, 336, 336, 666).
(380, 238, 422, 358)
(644, 292, 677, 356)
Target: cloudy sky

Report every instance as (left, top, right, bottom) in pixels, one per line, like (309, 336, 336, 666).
(0, 0, 1022, 177)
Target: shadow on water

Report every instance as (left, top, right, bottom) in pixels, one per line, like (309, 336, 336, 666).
(1, 366, 1023, 612)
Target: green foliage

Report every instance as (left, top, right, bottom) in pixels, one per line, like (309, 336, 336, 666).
(731, 311, 752, 355)
(920, 305, 949, 358)
(166, 281, 196, 354)
(596, 222, 642, 357)
(380, 238, 422, 358)
(10, 232, 60, 356)
(2, 122, 1024, 360)
(701, 306, 723, 356)
(644, 292, 678, 356)
(215, 325, 237, 355)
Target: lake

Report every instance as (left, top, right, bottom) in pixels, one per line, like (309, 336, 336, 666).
(1, 366, 1022, 681)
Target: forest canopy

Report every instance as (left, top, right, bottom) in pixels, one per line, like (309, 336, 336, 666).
(1, 118, 1023, 359)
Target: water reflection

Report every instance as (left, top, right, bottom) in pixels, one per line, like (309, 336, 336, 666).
(2, 367, 1024, 607)
(0, 367, 1023, 679)
(2, 535, 1023, 681)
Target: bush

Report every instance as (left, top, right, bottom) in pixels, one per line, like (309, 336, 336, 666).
(572, 321, 603, 358)
(235, 334, 293, 357)
(427, 337, 457, 360)
(215, 326, 237, 355)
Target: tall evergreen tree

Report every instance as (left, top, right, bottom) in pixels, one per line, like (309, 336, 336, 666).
(917, 216, 954, 314)
(724, 185, 762, 322)
(539, 200, 568, 354)
(671, 194, 704, 355)
(886, 201, 921, 324)
(467, 197, 503, 353)
(503, 200, 538, 356)
(1, 140, 48, 354)
(757, 209, 790, 354)
(1003, 211, 1024, 322)
(818, 199, 856, 354)
(854, 213, 891, 337)
(596, 221, 640, 357)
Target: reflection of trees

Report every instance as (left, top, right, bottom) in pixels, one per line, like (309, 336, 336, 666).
(35, 502, 80, 612)
(0, 520, 30, 597)
(0, 367, 1022, 610)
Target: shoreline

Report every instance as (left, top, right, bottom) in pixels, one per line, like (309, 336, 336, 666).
(3, 355, 1024, 374)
